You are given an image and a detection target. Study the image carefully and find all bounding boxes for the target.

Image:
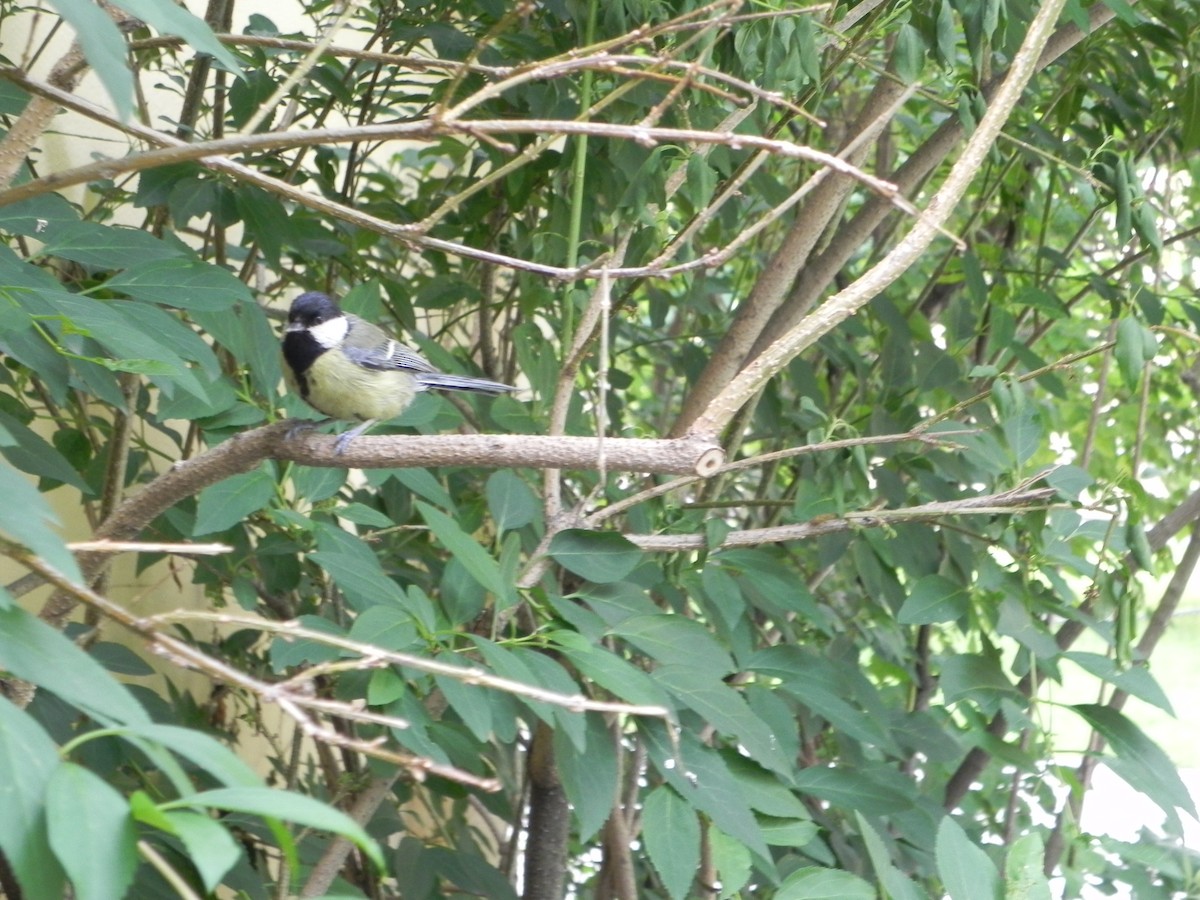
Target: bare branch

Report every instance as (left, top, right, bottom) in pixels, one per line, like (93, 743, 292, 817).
(624, 487, 1056, 551)
(152, 610, 671, 719)
(686, 0, 1073, 437)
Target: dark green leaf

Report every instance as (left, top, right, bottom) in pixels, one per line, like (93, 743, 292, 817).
(269, 614, 345, 671)
(792, 766, 911, 814)
(897, 574, 969, 624)
(554, 714, 617, 842)
(0, 606, 148, 724)
(777, 866, 875, 900)
(163, 811, 242, 892)
(855, 812, 924, 900)
(347, 605, 421, 651)
(161, 787, 383, 869)
(416, 501, 511, 602)
(611, 614, 734, 673)
(1071, 704, 1196, 819)
(39, 222, 186, 269)
(194, 466, 276, 534)
(486, 470, 539, 531)
(310, 525, 408, 611)
(939, 653, 1019, 708)
(0, 461, 81, 582)
(1114, 317, 1151, 388)
(117, 723, 261, 787)
(1064, 653, 1173, 714)
(642, 786, 700, 900)
(105, 258, 251, 311)
(0, 194, 80, 237)
(548, 529, 643, 583)
(655, 666, 792, 775)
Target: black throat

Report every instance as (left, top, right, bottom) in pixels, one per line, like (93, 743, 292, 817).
(282, 331, 327, 397)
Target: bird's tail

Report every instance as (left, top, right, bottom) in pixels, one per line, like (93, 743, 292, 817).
(416, 373, 515, 395)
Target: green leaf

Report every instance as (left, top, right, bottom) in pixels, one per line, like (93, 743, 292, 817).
(39, 222, 186, 269)
(939, 653, 1020, 708)
(163, 810, 243, 892)
(416, 501, 511, 602)
(269, 614, 345, 671)
(108, 0, 243, 74)
(777, 866, 875, 900)
(486, 470, 539, 531)
(389, 467, 454, 508)
(1071, 704, 1196, 819)
(611, 614, 734, 673)
(655, 666, 792, 775)
(336, 501, 393, 528)
(1114, 316, 1152, 388)
(347, 605, 421, 651)
(0, 606, 149, 725)
(554, 714, 618, 842)
(792, 766, 912, 815)
(709, 826, 752, 898)
(1004, 832, 1052, 900)
(0, 697, 68, 900)
(291, 464, 347, 503)
(0, 194, 80, 237)
(549, 529, 643, 583)
(116, 723, 261, 788)
(897, 574, 970, 624)
(1064, 652, 1173, 714)
(194, 466, 276, 534)
(642, 786, 700, 900)
(1044, 464, 1093, 499)
(550, 631, 672, 709)
(44, 0, 134, 119)
(855, 812, 924, 900)
(161, 786, 383, 869)
(46, 763, 138, 900)
(893, 23, 926, 83)
(105, 258, 251, 311)
(936, 816, 1001, 900)
(433, 668, 495, 741)
(45, 296, 210, 400)
(310, 525, 409, 611)
(0, 461, 82, 582)
(642, 728, 770, 862)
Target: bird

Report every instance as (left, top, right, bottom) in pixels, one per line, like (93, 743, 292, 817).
(281, 291, 515, 453)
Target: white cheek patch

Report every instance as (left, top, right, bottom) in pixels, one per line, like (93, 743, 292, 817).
(309, 316, 350, 348)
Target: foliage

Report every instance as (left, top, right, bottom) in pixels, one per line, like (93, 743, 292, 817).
(1, 0, 1200, 898)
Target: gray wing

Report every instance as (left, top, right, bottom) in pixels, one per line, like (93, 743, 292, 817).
(342, 317, 439, 374)
(342, 316, 515, 394)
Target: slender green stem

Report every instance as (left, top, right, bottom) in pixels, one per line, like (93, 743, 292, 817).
(564, 0, 600, 345)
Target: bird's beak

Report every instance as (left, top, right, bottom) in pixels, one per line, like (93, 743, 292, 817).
(285, 321, 305, 333)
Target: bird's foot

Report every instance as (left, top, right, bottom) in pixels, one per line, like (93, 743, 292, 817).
(285, 418, 331, 441)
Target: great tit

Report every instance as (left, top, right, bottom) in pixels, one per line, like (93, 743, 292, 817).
(282, 291, 515, 453)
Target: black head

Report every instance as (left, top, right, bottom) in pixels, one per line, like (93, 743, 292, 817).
(287, 291, 343, 330)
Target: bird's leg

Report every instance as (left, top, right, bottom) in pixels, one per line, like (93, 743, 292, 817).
(334, 418, 377, 455)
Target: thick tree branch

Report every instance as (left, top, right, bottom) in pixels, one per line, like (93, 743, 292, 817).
(670, 71, 913, 435)
(25, 422, 722, 622)
(687, 0, 1073, 437)
(745, 2, 1122, 359)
